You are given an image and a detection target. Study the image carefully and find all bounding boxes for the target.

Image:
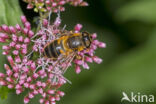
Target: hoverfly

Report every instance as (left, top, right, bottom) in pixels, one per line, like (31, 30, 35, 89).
(43, 31, 92, 60)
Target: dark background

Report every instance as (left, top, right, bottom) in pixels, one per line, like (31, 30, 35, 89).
(0, 0, 156, 104)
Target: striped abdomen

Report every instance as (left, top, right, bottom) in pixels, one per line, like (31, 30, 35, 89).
(43, 40, 65, 59)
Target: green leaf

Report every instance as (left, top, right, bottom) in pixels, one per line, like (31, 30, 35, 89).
(0, 0, 23, 25)
(0, 86, 12, 100)
(116, 1, 156, 24)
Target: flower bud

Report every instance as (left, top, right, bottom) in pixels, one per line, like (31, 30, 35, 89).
(21, 16, 27, 23)
(82, 62, 89, 69)
(39, 98, 44, 103)
(24, 37, 30, 43)
(0, 73, 5, 77)
(16, 24, 21, 31)
(21, 49, 27, 54)
(43, 19, 48, 26)
(27, 4, 33, 9)
(18, 36, 24, 42)
(15, 44, 21, 50)
(10, 42, 16, 47)
(28, 30, 34, 37)
(55, 95, 60, 101)
(8, 84, 14, 89)
(75, 65, 81, 74)
(45, 100, 50, 104)
(13, 50, 19, 55)
(6, 70, 13, 76)
(74, 24, 82, 32)
(57, 91, 65, 97)
(42, 92, 46, 98)
(6, 77, 13, 82)
(24, 22, 31, 30)
(24, 83, 29, 88)
(51, 101, 56, 104)
(50, 97, 55, 102)
(16, 84, 22, 89)
(0, 38, 6, 42)
(33, 73, 39, 79)
(16, 89, 22, 95)
(23, 28, 28, 35)
(91, 33, 97, 39)
(98, 42, 106, 48)
(48, 90, 55, 94)
(92, 56, 103, 64)
(85, 56, 93, 63)
(28, 93, 34, 99)
(38, 88, 43, 94)
(24, 97, 30, 104)
(33, 90, 38, 95)
(29, 84, 35, 89)
(2, 24, 9, 32)
(9, 26, 16, 33)
(0, 80, 7, 86)
(0, 33, 9, 38)
(93, 40, 99, 45)
(74, 59, 83, 65)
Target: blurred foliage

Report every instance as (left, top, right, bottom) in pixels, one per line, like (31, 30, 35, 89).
(0, 86, 14, 100)
(0, 0, 156, 104)
(116, 1, 156, 24)
(0, 86, 10, 99)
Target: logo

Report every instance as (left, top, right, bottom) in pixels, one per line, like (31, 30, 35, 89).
(121, 92, 154, 103)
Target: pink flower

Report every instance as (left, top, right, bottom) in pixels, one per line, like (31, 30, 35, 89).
(23, 0, 88, 13)
(39, 98, 44, 103)
(16, 89, 22, 95)
(93, 56, 103, 64)
(24, 97, 30, 104)
(57, 91, 65, 97)
(98, 42, 106, 48)
(0, 80, 7, 86)
(75, 65, 81, 74)
(48, 90, 55, 94)
(74, 24, 83, 32)
(0, 14, 106, 104)
(28, 93, 34, 99)
(0, 73, 5, 77)
(8, 84, 14, 88)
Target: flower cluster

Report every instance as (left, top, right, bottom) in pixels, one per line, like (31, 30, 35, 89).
(0, 16, 66, 104)
(0, 16, 33, 56)
(0, 7, 106, 104)
(23, 0, 88, 13)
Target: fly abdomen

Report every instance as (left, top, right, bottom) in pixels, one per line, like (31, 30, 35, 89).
(44, 46, 51, 58)
(43, 40, 65, 59)
(49, 41, 58, 58)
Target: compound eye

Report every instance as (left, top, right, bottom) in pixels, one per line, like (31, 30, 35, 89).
(82, 32, 92, 48)
(82, 32, 89, 37)
(85, 40, 91, 48)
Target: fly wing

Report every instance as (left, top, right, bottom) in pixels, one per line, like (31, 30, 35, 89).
(59, 30, 73, 37)
(51, 52, 76, 84)
(59, 52, 76, 73)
